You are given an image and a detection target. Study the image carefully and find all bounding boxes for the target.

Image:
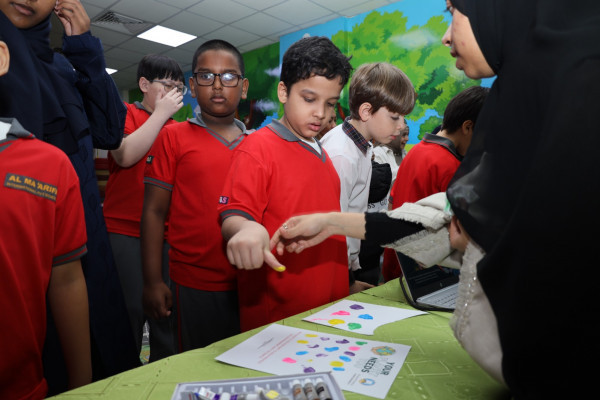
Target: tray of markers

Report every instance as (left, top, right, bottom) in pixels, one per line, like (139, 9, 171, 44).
(171, 371, 345, 400)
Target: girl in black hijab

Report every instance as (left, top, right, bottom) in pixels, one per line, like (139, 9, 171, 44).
(0, 0, 140, 394)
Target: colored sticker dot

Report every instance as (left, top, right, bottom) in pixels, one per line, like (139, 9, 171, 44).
(324, 347, 339, 352)
(282, 357, 296, 363)
(328, 319, 345, 325)
(347, 322, 362, 330)
(296, 351, 308, 355)
(339, 356, 351, 362)
(344, 351, 355, 356)
(348, 346, 360, 351)
(336, 339, 349, 344)
(297, 340, 308, 344)
(333, 367, 345, 371)
(305, 334, 318, 337)
(358, 314, 373, 320)
(330, 361, 344, 367)
(356, 341, 368, 345)
(332, 310, 350, 316)
(350, 304, 364, 310)
(303, 366, 315, 373)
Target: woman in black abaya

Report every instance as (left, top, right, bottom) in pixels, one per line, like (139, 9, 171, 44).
(444, 0, 600, 397)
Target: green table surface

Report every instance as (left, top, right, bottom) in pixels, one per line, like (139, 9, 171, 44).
(50, 279, 510, 400)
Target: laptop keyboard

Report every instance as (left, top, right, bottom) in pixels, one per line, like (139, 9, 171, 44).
(418, 284, 458, 309)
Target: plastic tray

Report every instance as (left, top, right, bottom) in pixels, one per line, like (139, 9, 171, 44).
(171, 371, 345, 400)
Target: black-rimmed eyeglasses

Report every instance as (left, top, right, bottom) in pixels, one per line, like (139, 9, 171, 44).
(193, 72, 244, 87)
(150, 80, 188, 95)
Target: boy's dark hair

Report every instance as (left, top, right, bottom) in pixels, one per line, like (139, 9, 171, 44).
(137, 54, 184, 82)
(441, 86, 490, 133)
(192, 39, 245, 75)
(280, 36, 352, 90)
(348, 62, 415, 120)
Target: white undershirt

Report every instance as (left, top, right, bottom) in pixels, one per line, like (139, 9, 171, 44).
(0, 121, 10, 140)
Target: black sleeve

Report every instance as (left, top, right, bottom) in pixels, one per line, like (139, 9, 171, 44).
(364, 211, 424, 246)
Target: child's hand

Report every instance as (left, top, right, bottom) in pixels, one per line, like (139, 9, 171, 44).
(227, 221, 285, 272)
(143, 282, 173, 320)
(153, 88, 184, 120)
(54, 0, 90, 36)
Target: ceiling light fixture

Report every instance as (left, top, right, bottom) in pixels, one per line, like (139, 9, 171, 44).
(137, 25, 196, 47)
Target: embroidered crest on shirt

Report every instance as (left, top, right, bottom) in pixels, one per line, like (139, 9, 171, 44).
(219, 196, 229, 205)
(146, 155, 154, 164)
(4, 173, 57, 201)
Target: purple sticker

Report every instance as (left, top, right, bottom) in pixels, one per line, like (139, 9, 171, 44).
(320, 337, 330, 341)
(336, 339, 349, 344)
(349, 304, 364, 310)
(344, 351, 355, 356)
(316, 353, 327, 357)
(307, 344, 319, 348)
(303, 366, 316, 373)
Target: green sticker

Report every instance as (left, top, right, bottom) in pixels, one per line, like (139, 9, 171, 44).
(347, 323, 362, 330)
(355, 340, 367, 344)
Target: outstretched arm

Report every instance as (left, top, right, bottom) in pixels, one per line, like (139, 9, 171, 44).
(222, 215, 285, 272)
(47, 260, 91, 390)
(271, 212, 367, 255)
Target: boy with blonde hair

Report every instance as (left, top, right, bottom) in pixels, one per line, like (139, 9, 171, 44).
(320, 62, 415, 291)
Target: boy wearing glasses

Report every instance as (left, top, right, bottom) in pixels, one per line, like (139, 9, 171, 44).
(103, 54, 185, 363)
(219, 36, 353, 331)
(142, 40, 249, 351)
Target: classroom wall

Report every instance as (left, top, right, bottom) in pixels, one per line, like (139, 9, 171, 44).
(132, 0, 493, 145)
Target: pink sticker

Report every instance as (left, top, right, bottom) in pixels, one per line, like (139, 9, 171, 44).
(331, 310, 350, 316)
(348, 346, 360, 351)
(282, 357, 297, 363)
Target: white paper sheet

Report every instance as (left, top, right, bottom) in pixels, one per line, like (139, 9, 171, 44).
(302, 300, 426, 335)
(215, 324, 412, 399)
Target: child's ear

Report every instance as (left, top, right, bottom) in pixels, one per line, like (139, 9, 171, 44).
(139, 77, 150, 93)
(462, 120, 474, 136)
(189, 76, 197, 99)
(277, 81, 288, 104)
(0, 41, 9, 77)
(358, 102, 373, 121)
(241, 78, 249, 100)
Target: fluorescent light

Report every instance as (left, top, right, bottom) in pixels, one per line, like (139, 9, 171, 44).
(137, 25, 196, 47)
(105, 68, 117, 75)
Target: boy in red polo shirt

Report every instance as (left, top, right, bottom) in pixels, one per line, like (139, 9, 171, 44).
(142, 40, 249, 351)
(103, 54, 184, 362)
(382, 85, 489, 281)
(219, 36, 353, 331)
(0, 33, 91, 399)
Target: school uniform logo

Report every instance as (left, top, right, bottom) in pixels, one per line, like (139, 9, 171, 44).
(146, 155, 154, 164)
(219, 196, 229, 205)
(4, 173, 57, 201)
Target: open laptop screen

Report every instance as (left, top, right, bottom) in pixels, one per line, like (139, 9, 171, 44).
(396, 252, 460, 300)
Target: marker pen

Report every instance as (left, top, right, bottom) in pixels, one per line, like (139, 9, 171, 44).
(314, 378, 332, 400)
(291, 380, 308, 400)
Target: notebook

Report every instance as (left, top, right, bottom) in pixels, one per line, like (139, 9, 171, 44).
(395, 251, 459, 310)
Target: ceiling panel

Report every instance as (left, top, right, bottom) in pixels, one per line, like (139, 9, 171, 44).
(71, 0, 400, 93)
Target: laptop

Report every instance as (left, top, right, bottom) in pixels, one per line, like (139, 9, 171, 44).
(395, 251, 459, 310)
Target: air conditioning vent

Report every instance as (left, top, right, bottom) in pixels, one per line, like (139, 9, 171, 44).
(91, 11, 153, 35)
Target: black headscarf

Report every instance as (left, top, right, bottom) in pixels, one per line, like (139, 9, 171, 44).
(0, 11, 87, 154)
(446, 1, 600, 397)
